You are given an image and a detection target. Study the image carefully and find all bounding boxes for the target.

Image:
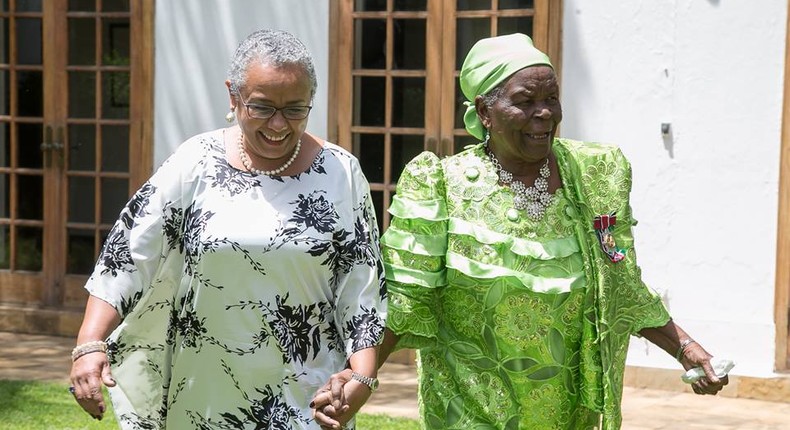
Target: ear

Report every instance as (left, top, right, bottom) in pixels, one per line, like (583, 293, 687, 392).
(474, 95, 492, 130)
(225, 80, 236, 109)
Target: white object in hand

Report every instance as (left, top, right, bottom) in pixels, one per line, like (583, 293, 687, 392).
(681, 358, 735, 384)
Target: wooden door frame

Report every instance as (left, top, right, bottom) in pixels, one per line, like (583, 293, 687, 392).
(775, 0, 790, 372)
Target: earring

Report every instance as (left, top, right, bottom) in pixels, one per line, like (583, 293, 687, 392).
(483, 130, 490, 146)
(225, 108, 236, 123)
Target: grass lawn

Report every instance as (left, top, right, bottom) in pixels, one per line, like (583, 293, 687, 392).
(0, 380, 419, 429)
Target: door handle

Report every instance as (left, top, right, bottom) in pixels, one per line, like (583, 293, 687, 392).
(52, 126, 64, 168)
(40, 125, 52, 151)
(40, 125, 53, 167)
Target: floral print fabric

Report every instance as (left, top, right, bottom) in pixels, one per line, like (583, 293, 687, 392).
(382, 141, 669, 429)
(85, 129, 386, 429)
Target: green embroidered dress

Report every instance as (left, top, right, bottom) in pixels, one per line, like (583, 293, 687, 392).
(381, 140, 670, 429)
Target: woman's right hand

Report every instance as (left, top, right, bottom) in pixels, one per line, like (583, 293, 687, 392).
(69, 351, 116, 420)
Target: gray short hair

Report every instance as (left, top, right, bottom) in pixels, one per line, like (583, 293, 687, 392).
(227, 29, 317, 99)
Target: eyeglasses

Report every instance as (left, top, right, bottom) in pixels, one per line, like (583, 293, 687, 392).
(240, 101, 313, 120)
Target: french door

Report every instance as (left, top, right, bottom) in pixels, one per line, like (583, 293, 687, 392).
(331, 0, 562, 230)
(0, 0, 153, 331)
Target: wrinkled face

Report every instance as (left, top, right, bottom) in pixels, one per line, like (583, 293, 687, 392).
(478, 65, 562, 163)
(228, 62, 312, 161)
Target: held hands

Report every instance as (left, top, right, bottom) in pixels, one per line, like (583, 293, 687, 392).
(311, 369, 371, 430)
(69, 351, 115, 420)
(677, 341, 729, 396)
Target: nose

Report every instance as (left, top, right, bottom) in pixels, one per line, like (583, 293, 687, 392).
(534, 106, 552, 119)
(267, 110, 289, 131)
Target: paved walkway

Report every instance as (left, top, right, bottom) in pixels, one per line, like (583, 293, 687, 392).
(2, 331, 789, 429)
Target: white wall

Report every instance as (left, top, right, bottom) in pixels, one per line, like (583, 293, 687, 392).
(562, 0, 787, 377)
(154, 0, 329, 167)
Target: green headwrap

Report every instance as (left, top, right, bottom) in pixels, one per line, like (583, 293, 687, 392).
(460, 33, 553, 141)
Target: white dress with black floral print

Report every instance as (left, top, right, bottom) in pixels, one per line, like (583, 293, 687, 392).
(85, 129, 387, 430)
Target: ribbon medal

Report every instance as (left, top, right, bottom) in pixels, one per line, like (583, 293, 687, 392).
(593, 213, 626, 263)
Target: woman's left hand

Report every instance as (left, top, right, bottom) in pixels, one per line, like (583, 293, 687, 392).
(679, 342, 729, 395)
(311, 369, 353, 429)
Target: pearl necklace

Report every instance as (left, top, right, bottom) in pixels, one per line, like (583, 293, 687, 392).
(487, 149, 553, 221)
(237, 132, 301, 176)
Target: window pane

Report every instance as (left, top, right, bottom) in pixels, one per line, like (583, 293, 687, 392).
(0, 224, 8, 269)
(17, 174, 42, 220)
(17, 71, 43, 117)
(102, 0, 129, 12)
(457, 0, 491, 10)
(16, 19, 42, 65)
(500, 0, 534, 9)
(68, 124, 96, 171)
(498, 17, 533, 37)
(0, 18, 9, 64)
(392, 77, 424, 128)
(370, 190, 384, 233)
(354, 19, 386, 69)
(16, 0, 42, 12)
(17, 123, 42, 169)
(456, 18, 491, 70)
(102, 72, 129, 118)
(102, 21, 129, 66)
(354, 133, 384, 183)
(391, 134, 423, 183)
(454, 134, 480, 156)
(0, 173, 8, 217)
(100, 177, 128, 224)
(353, 76, 385, 126)
(68, 176, 94, 223)
(69, 71, 96, 118)
(101, 125, 128, 172)
(0, 122, 8, 167)
(355, 0, 386, 11)
(0, 71, 9, 114)
(393, 19, 425, 70)
(454, 80, 467, 130)
(67, 228, 96, 274)
(15, 226, 42, 271)
(393, 0, 426, 11)
(69, 0, 95, 11)
(69, 18, 96, 65)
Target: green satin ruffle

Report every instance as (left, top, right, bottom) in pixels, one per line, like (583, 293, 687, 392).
(389, 194, 448, 221)
(381, 226, 447, 256)
(449, 217, 579, 260)
(446, 251, 585, 293)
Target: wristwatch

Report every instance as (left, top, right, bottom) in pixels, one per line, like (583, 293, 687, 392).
(351, 371, 379, 392)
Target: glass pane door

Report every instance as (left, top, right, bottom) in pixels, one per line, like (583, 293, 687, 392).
(348, 0, 436, 229)
(0, 0, 46, 303)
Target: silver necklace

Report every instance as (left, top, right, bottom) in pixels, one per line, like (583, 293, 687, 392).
(237, 132, 301, 176)
(487, 150, 553, 221)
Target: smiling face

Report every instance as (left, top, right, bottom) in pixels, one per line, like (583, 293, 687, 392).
(228, 62, 313, 162)
(476, 65, 562, 165)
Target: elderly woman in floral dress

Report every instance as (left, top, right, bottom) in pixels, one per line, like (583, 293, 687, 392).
(68, 29, 386, 429)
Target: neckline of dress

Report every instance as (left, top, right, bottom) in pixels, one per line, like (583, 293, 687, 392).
(221, 128, 325, 179)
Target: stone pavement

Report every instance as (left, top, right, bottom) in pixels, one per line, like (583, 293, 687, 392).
(2, 331, 789, 429)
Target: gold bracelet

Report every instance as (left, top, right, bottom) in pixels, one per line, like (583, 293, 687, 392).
(675, 339, 696, 362)
(71, 340, 108, 362)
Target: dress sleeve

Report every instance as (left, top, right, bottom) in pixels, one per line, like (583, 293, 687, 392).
(84, 141, 195, 320)
(380, 151, 448, 350)
(333, 159, 388, 358)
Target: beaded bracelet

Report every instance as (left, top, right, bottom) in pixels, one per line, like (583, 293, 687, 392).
(71, 340, 108, 362)
(675, 339, 696, 362)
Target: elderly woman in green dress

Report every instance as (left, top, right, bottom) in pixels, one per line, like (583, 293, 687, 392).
(312, 33, 728, 430)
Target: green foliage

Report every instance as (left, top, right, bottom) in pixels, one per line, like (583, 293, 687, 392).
(0, 380, 420, 429)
